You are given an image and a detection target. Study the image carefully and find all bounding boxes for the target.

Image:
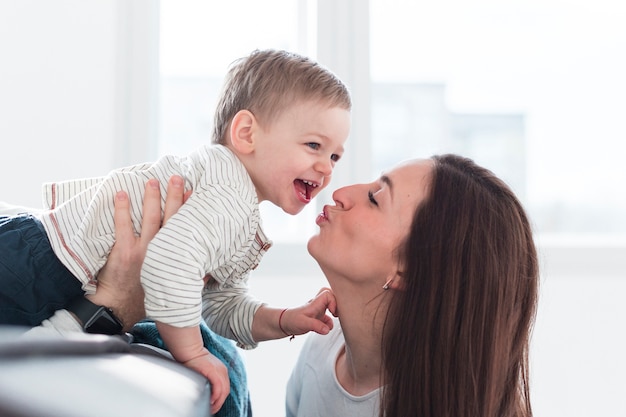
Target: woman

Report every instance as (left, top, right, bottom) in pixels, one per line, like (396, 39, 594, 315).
(287, 154, 538, 417)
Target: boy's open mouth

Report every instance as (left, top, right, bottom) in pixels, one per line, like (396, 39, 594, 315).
(294, 179, 318, 202)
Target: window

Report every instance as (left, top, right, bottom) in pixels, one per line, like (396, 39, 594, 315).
(370, 0, 626, 239)
(161, 0, 626, 242)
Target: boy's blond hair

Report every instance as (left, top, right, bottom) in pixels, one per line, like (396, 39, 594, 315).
(212, 49, 351, 145)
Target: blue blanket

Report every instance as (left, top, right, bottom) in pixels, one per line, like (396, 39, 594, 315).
(130, 320, 252, 417)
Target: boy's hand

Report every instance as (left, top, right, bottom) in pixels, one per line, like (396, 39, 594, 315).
(280, 288, 337, 337)
(184, 351, 230, 415)
(157, 321, 230, 414)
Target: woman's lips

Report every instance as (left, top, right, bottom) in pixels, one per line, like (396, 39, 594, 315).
(315, 206, 329, 225)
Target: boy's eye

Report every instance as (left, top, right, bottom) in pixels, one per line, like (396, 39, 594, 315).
(306, 143, 321, 150)
(331, 154, 341, 162)
(368, 190, 379, 206)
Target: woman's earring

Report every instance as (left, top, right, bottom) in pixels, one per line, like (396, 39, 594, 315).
(383, 278, 393, 290)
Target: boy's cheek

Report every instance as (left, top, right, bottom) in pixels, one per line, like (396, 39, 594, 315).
(317, 181, 330, 193)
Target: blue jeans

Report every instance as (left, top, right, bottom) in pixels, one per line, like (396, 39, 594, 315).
(0, 214, 83, 326)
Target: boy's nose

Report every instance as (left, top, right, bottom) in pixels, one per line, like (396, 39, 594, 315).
(314, 159, 333, 176)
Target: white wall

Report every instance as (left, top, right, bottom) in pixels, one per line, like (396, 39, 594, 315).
(1, 1, 116, 207)
(0, 0, 158, 208)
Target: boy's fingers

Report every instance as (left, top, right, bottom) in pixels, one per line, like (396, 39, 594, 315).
(321, 313, 334, 330)
(316, 287, 333, 297)
(210, 385, 227, 414)
(163, 175, 186, 225)
(140, 179, 163, 242)
(326, 292, 338, 316)
(319, 288, 337, 316)
(307, 316, 331, 336)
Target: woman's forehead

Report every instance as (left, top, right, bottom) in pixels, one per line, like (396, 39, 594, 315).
(385, 158, 432, 184)
(382, 159, 432, 217)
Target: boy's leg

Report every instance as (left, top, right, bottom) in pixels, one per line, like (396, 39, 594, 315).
(0, 214, 83, 326)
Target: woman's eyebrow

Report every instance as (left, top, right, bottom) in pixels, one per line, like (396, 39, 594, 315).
(381, 174, 393, 199)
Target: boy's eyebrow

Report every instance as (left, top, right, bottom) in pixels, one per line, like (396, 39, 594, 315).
(313, 133, 345, 154)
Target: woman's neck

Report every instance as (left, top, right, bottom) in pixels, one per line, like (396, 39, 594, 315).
(334, 290, 387, 396)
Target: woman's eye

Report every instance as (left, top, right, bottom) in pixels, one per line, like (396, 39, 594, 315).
(306, 142, 321, 150)
(368, 190, 379, 206)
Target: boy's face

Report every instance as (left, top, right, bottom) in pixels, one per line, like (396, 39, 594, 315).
(249, 99, 351, 215)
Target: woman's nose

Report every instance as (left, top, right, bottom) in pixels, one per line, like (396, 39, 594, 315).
(332, 184, 360, 208)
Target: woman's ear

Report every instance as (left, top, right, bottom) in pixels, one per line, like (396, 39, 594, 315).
(229, 110, 256, 155)
(383, 270, 406, 291)
(395, 270, 406, 290)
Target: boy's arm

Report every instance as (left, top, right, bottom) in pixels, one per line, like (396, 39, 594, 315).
(201, 282, 262, 349)
(251, 288, 337, 342)
(155, 321, 208, 363)
(156, 321, 230, 415)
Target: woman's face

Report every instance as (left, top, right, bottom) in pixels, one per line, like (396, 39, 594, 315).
(308, 158, 432, 288)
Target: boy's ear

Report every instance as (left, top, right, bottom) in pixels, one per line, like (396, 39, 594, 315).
(229, 110, 256, 155)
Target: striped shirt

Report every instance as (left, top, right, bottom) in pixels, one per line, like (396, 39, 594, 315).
(39, 144, 271, 348)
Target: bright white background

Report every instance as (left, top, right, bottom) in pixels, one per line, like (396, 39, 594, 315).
(1, 1, 625, 416)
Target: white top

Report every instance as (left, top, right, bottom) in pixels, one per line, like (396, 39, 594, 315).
(39, 145, 271, 348)
(286, 319, 380, 417)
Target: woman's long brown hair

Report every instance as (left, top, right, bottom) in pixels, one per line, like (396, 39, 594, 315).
(381, 154, 538, 417)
